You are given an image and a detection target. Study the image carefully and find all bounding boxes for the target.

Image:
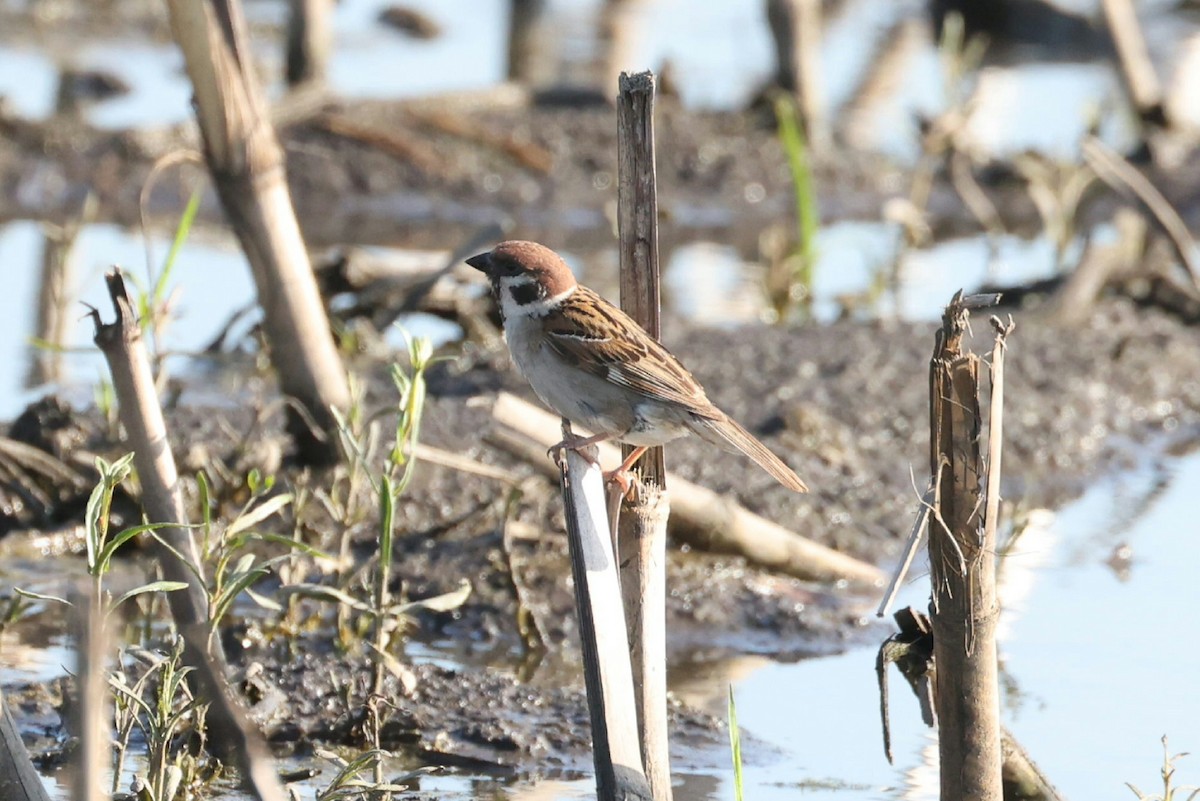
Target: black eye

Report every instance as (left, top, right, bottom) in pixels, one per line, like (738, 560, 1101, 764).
(494, 257, 523, 277)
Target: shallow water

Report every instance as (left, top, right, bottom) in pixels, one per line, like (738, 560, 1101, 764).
(6, 444, 1197, 800)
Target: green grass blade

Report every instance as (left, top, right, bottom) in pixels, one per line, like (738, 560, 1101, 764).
(155, 186, 202, 305)
(773, 93, 820, 298)
(728, 685, 744, 801)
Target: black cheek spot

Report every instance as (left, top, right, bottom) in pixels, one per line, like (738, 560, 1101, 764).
(510, 283, 544, 306)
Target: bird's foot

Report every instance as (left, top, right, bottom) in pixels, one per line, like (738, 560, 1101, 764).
(603, 445, 649, 501)
(547, 432, 610, 469)
(603, 467, 638, 501)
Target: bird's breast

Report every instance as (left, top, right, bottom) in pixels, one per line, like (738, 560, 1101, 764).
(503, 318, 634, 437)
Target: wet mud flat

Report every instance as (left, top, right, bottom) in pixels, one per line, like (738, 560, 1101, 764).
(3, 293, 1198, 786)
(7, 92, 1200, 251)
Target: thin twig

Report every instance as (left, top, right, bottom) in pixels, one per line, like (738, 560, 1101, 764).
(877, 478, 934, 618)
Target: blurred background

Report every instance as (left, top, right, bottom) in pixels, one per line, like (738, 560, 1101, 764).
(1, 1, 1199, 799)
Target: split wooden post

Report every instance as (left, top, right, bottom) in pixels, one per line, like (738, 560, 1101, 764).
(91, 269, 287, 801)
(615, 69, 673, 801)
(559, 433, 653, 801)
(164, 0, 350, 464)
(926, 292, 1004, 801)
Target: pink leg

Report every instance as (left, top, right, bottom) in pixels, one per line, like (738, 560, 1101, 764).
(547, 430, 614, 467)
(603, 445, 648, 498)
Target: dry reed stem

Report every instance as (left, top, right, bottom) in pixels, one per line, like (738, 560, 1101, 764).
(91, 270, 286, 801)
(1083, 136, 1199, 289)
(616, 68, 672, 801)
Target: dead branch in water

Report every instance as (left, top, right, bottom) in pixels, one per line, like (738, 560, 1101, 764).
(0, 692, 52, 801)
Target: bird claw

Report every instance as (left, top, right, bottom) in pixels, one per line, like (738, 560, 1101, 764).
(548, 437, 601, 470)
(603, 468, 639, 502)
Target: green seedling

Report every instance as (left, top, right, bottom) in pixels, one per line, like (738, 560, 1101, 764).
(110, 638, 208, 801)
(728, 686, 745, 801)
(314, 747, 434, 800)
(768, 93, 820, 321)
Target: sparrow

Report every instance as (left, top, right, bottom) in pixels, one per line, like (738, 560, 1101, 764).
(466, 240, 808, 493)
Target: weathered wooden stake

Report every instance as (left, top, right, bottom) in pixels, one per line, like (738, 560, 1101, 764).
(165, 0, 349, 464)
(615, 69, 673, 801)
(927, 292, 1003, 801)
(286, 0, 333, 87)
(559, 431, 653, 801)
(766, 0, 830, 151)
(91, 270, 287, 801)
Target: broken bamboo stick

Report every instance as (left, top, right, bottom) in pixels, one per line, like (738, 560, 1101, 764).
(926, 291, 1003, 801)
(164, 0, 350, 464)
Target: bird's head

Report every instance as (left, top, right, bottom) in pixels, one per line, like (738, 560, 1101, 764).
(466, 241, 578, 315)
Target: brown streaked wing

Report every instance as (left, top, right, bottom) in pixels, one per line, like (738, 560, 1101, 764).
(541, 287, 716, 416)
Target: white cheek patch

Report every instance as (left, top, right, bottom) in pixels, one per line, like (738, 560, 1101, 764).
(503, 283, 577, 319)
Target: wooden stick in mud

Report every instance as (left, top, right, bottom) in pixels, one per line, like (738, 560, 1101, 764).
(558, 430, 653, 801)
(164, 0, 349, 464)
(1100, 0, 1166, 126)
(506, 0, 548, 84)
(490, 393, 885, 586)
(615, 69, 673, 801)
(285, 0, 332, 87)
(28, 218, 79, 386)
(0, 692, 52, 801)
(91, 269, 287, 801)
(766, 0, 829, 151)
(926, 291, 1003, 801)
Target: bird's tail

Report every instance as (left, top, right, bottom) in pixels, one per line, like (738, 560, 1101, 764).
(694, 414, 809, 493)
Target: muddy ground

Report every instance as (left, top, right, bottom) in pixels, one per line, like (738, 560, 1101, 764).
(3, 287, 1199, 784)
(6, 86, 1200, 255)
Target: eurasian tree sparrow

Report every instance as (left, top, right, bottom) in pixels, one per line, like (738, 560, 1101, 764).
(467, 240, 808, 493)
